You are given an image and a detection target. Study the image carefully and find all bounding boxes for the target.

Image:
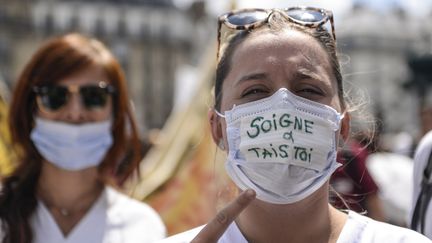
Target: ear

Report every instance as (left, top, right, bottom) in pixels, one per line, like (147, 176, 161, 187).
(208, 108, 223, 145)
(340, 112, 350, 142)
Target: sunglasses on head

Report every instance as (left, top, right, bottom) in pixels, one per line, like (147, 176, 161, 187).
(33, 81, 116, 112)
(217, 6, 335, 60)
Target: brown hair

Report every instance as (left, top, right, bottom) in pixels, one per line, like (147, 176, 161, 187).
(0, 33, 141, 243)
(214, 13, 344, 111)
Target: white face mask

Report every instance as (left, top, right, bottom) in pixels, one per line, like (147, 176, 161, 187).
(30, 118, 113, 171)
(217, 88, 344, 204)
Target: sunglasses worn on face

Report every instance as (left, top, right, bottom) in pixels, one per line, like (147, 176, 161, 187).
(33, 81, 116, 112)
(217, 7, 335, 60)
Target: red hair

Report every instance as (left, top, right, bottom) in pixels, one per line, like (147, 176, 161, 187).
(0, 33, 141, 243)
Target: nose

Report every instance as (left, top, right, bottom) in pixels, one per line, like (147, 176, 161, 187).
(62, 92, 87, 124)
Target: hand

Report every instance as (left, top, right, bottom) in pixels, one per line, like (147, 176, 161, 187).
(191, 189, 256, 243)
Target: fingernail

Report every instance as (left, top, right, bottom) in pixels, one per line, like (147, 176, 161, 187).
(245, 189, 256, 199)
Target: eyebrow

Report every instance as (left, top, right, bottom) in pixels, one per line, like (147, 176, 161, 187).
(234, 72, 269, 86)
(295, 67, 333, 92)
(296, 68, 325, 82)
(233, 68, 327, 87)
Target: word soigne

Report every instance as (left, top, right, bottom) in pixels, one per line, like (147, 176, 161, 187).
(246, 113, 314, 139)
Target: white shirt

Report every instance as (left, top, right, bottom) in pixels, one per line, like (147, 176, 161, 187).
(157, 211, 430, 243)
(30, 186, 166, 243)
(411, 130, 432, 239)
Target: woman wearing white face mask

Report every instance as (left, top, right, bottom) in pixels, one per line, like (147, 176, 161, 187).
(0, 33, 166, 243)
(158, 7, 430, 243)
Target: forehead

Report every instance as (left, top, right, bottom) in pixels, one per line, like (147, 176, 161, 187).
(228, 29, 334, 81)
(57, 65, 108, 86)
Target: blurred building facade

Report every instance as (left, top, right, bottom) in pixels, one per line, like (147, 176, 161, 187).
(336, 4, 432, 142)
(0, 0, 212, 135)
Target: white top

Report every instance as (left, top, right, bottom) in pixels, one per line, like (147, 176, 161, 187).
(366, 152, 413, 225)
(410, 130, 432, 239)
(29, 186, 166, 243)
(157, 211, 430, 243)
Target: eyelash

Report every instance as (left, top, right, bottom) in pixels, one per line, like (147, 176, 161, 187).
(240, 85, 325, 103)
(297, 88, 322, 95)
(241, 87, 269, 98)
(295, 87, 325, 101)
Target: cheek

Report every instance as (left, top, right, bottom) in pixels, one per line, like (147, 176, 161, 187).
(35, 100, 59, 120)
(219, 78, 238, 111)
(34, 98, 55, 120)
(36, 109, 57, 120)
(93, 98, 113, 121)
(331, 95, 343, 113)
(219, 91, 238, 115)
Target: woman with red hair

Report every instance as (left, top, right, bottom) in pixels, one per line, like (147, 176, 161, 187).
(0, 33, 165, 243)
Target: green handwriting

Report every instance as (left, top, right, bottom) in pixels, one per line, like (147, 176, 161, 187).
(246, 113, 314, 139)
(247, 144, 313, 163)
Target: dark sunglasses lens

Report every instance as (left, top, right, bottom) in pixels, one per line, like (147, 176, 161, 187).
(286, 9, 325, 23)
(227, 10, 268, 26)
(39, 86, 68, 110)
(80, 86, 110, 109)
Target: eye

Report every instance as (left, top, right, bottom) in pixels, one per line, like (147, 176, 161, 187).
(296, 86, 324, 100)
(81, 86, 109, 109)
(298, 88, 322, 95)
(242, 88, 265, 97)
(241, 86, 270, 101)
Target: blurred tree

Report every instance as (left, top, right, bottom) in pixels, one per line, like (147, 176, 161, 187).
(0, 94, 15, 177)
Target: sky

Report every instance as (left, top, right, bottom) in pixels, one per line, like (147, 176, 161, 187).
(173, 0, 432, 19)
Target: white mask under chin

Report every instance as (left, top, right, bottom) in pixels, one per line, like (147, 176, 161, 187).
(30, 118, 113, 171)
(218, 88, 344, 204)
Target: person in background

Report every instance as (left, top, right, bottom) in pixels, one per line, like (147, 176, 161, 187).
(410, 100, 432, 238)
(419, 97, 432, 141)
(0, 33, 166, 243)
(330, 136, 386, 221)
(158, 6, 430, 242)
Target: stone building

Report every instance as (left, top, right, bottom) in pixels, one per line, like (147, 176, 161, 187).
(337, 4, 432, 141)
(0, 0, 212, 136)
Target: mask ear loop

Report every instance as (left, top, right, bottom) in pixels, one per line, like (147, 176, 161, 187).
(212, 108, 226, 150)
(334, 109, 346, 126)
(214, 108, 226, 118)
(339, 111, 346, 123)
(337, 111, 348, 148)
(210, 105, 239, 211)
(218, 140, 226, 151)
